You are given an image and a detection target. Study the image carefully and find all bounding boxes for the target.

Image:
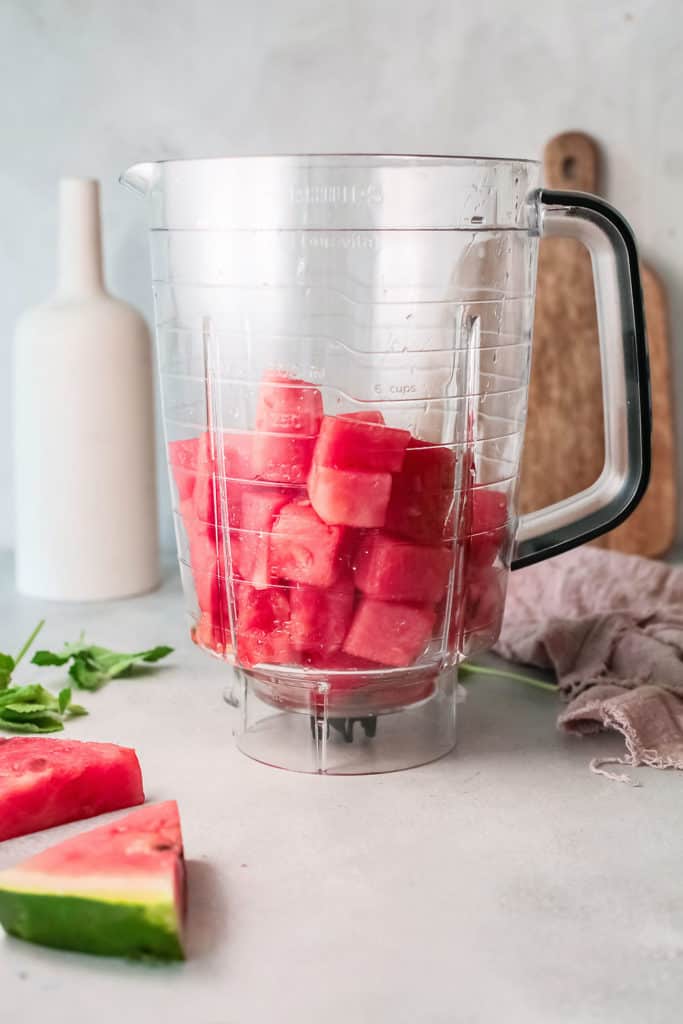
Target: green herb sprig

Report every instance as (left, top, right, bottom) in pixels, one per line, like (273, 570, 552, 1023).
(459, 660, 556, 692)
(0, 620, 173, 734)
(32, 640, 174, 691)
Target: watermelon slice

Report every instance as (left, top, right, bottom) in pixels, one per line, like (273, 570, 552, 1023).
(0, 738, 144, 843)
(253, 373, 323, 483)
(468, 488, 509, 567)
(308, 462, 392, 528)
(0, 801, 184, 961)
(270, 500, 345, 587)
(343, 598, 436, 667)
(385, 438, 456, 544)
(289, 576, 355, 655)
(313, 415, 410, 474)
(354, 533, 453, 604)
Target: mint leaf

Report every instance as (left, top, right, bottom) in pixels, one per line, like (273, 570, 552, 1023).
(459, 661, 556, 693)
(140, 646, 174, 664)
(35, 640, 174, 691)
(0, 683, 64, 734)
(0, 683, 79, 735)
(14, 620, 46, 668)
(32, 650, 71, 667)
(0, 653, 15, 690)
(0, 716, 63, 734)
(0, 684, 58, 709)
(0, 620, 45, 691)
(58, 687, 71, 714)
(66, 703, 88, 718)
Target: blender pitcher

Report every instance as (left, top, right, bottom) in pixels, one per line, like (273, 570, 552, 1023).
(121, 155, 650, 775)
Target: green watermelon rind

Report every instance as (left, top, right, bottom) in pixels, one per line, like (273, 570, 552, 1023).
(0, 885, 184, 961)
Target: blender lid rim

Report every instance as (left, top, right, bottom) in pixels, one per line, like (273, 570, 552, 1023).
(136, 151, 541, 168)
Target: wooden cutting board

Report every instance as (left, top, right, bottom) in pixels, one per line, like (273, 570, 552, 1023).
(519, 131, 677, 557)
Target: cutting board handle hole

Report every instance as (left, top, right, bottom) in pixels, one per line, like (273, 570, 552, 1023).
(561, 155, 576, 179)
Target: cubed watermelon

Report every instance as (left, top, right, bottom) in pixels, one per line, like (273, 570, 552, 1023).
(385, 438, 456, 544)
(253, 433, 317, 485)
(339, 410, 385, 424)
(238, 488, 293, 587)
(289, 576, 355, 654)
(255, 372, 324, 435)
(343, 598, 436, 667)
(464, 566, 505, 635)
(193, 431, 258, 531)
(236, 584, 294, 667)
(192, 611, 230, 655)
(179, 496, 229, 650)
(313, 415, 410, 473)
(308, 462, 392, 528)
(253, 373, 323, 483)
(168, 437, 200, 503)
(468, 488, 508, 567)
(354, 533, 452, 604)
(187, 529, 222, 617)
(270, 501, 345, 587)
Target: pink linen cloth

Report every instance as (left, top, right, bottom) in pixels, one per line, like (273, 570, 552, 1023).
(495, 546, 683, 782)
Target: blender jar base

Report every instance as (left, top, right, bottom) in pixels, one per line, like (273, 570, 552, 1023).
(228, 668, 458, 775)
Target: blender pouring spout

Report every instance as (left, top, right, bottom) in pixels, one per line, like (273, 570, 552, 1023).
(119, 162, 158, 196)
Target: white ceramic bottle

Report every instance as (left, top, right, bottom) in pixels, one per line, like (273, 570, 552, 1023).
(13, 178, 160, 600)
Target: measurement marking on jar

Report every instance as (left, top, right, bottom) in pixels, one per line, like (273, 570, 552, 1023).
(290, 184, 384, 206)
(300, 233, 376, 250)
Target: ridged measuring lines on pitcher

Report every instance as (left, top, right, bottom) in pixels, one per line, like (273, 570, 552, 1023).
(153, 220, 533, 683)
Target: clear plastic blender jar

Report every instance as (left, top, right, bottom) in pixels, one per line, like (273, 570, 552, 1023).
(121, 154, 650, 774)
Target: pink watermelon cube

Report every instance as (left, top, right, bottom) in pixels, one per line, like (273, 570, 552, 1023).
(253, 433, 317, 485)
(343, 598, 436, 667)
(270, 500, 345, 587)
(308, 462, 392, 528)
(193, 610, 230, 656)
(253, 373, 323, 483)
(168, 437, 200, 502)
(236, 583, 294, 667)
(468, 488, 508, 567)
(339, 410, 385, 424)
(354, 533, 452, 604)
(289, 575, 355, 654)
(255, 372, 324, 435)
(313, 415, 410, 474)
(463, 566, 505, 635)
(192, 431, 258, 531)
(385, 438, 456, 544)
(238, 488, 293, 587)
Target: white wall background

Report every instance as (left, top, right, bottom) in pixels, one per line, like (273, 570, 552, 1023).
(1, 0, 681, 552)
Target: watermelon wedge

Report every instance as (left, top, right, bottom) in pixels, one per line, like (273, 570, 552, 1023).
(0, 738, 144, 843)
(0, 801, 184, 961)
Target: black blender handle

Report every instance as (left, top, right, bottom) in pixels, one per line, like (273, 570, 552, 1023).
(512, 189, 651, 570)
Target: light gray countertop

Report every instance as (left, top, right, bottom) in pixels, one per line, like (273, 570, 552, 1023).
(0, 554, 681, 1024)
